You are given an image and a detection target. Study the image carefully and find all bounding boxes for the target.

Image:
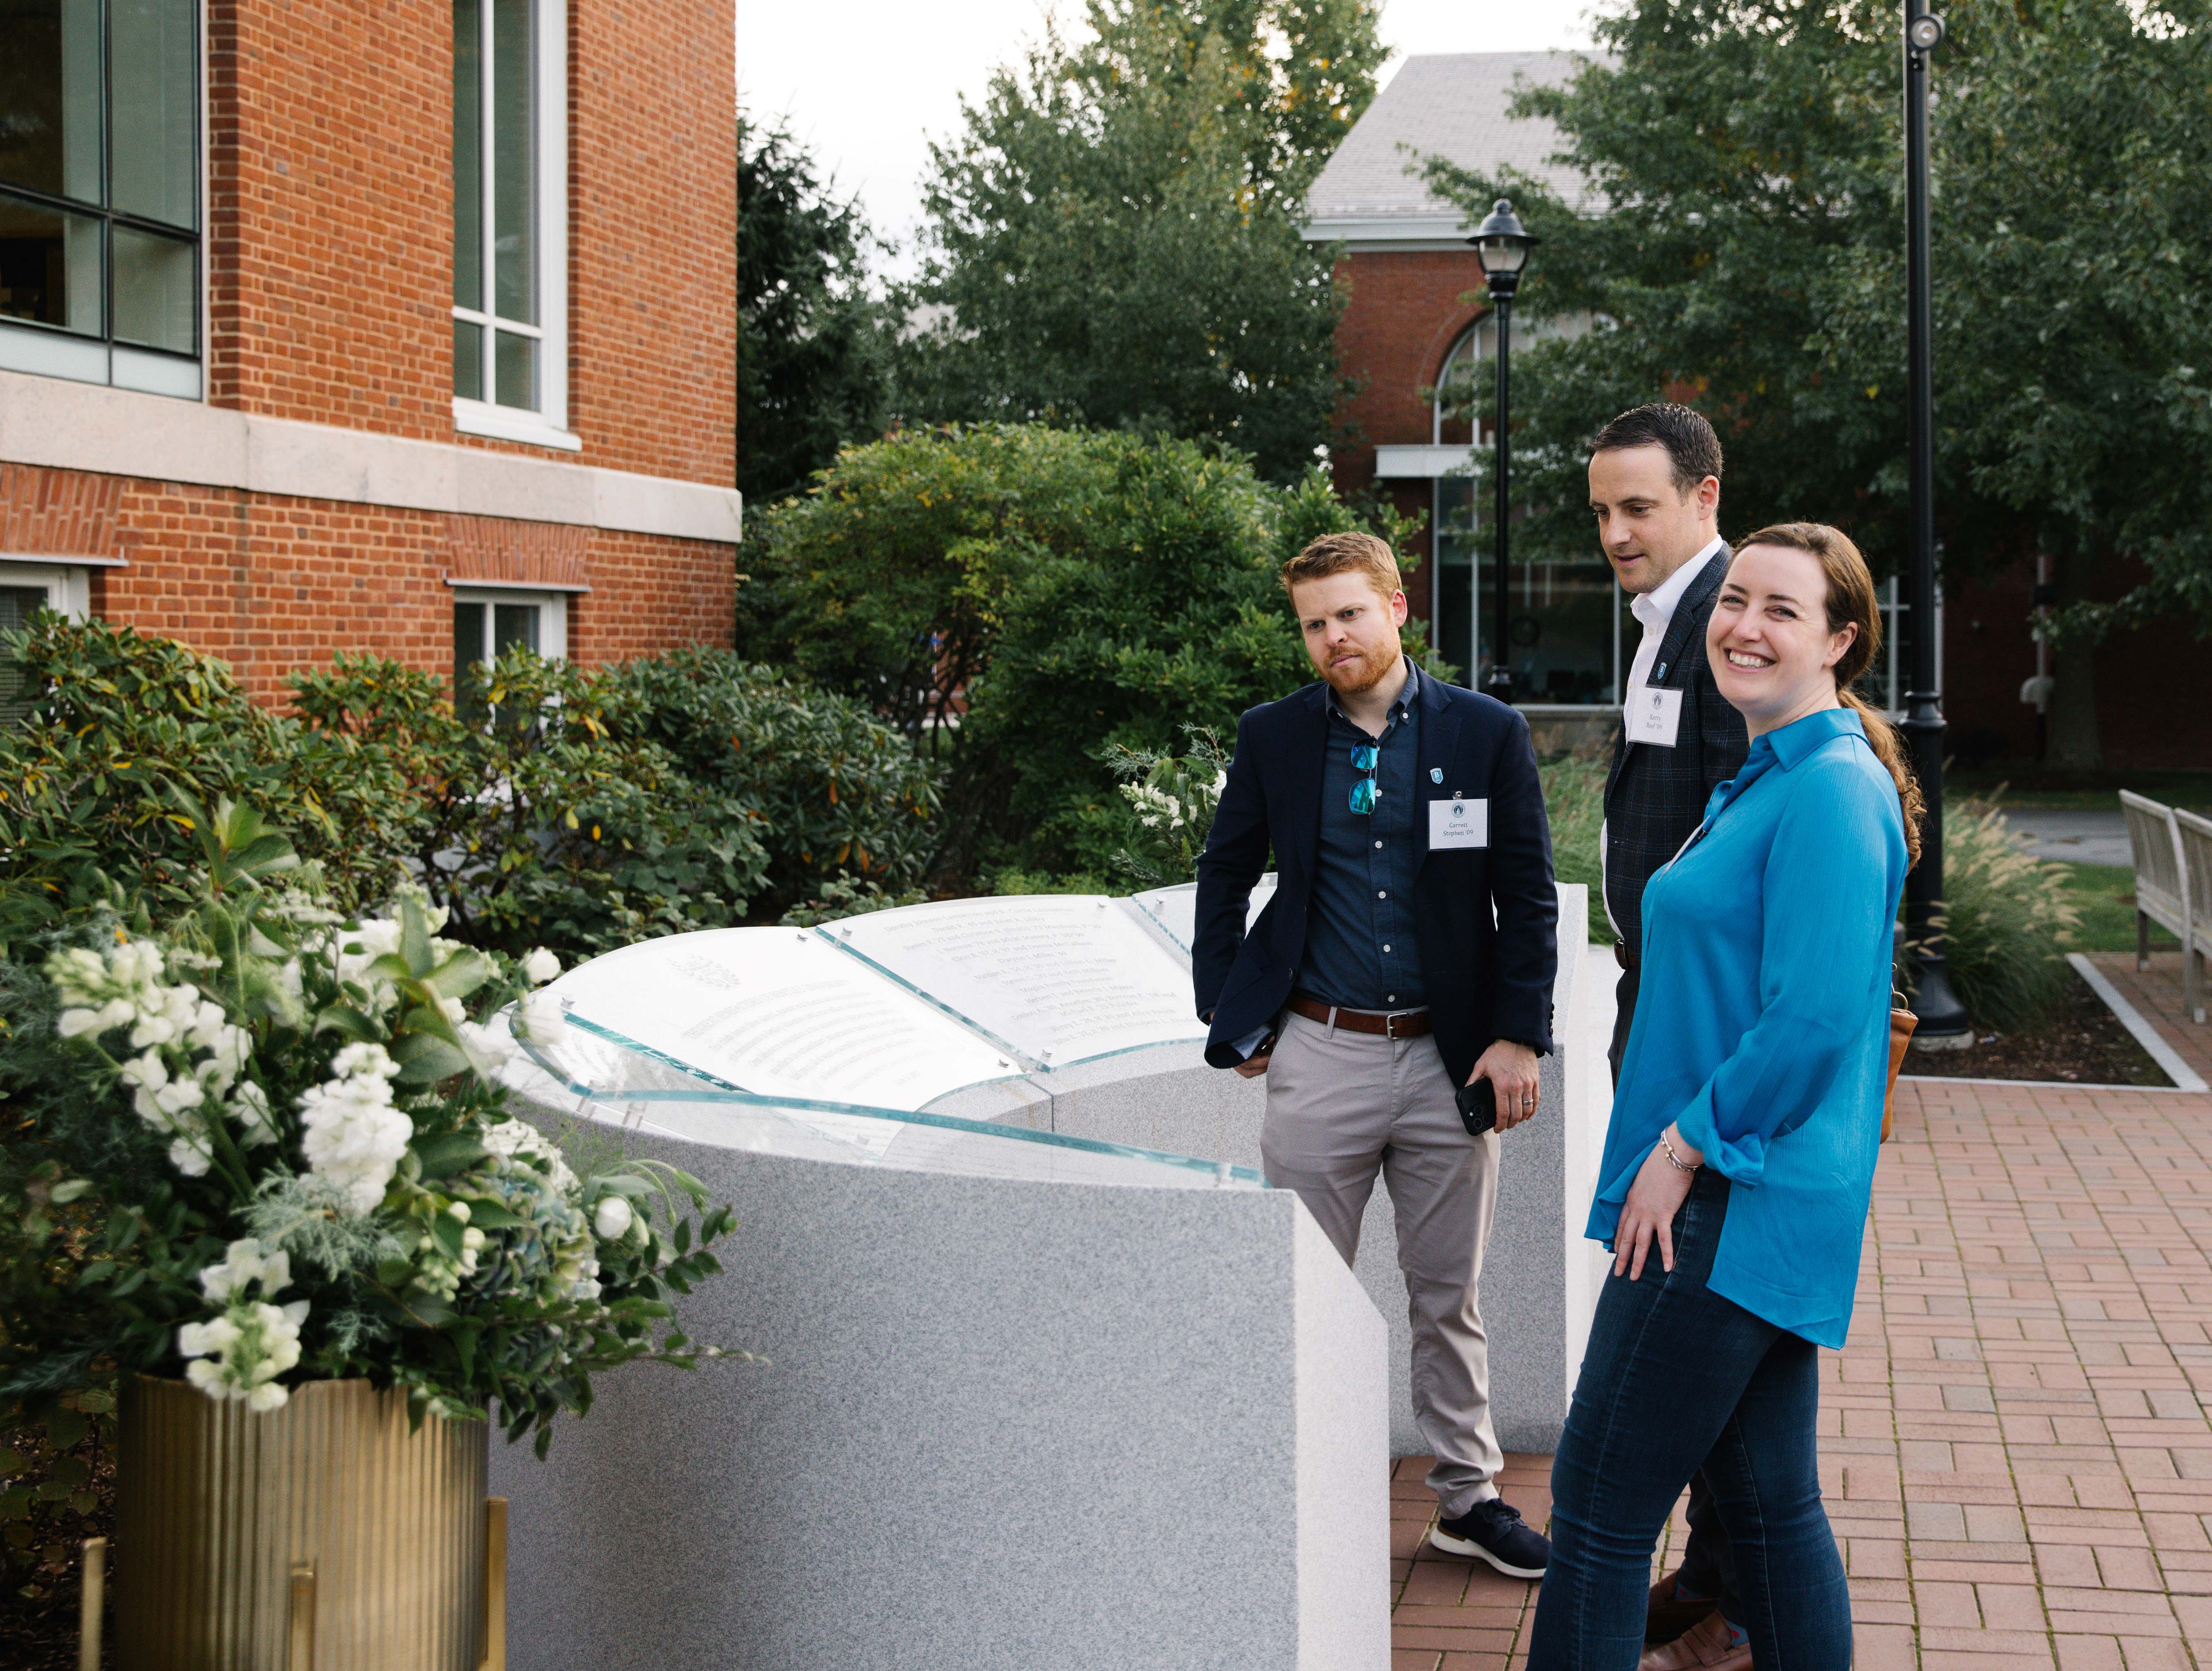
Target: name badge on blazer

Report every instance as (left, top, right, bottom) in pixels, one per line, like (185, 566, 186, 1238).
(1428, 795, 1488, 850)
(1626, 684, 1684, 748)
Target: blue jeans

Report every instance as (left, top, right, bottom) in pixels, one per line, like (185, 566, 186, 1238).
(1529, 1168, 1851, 1670)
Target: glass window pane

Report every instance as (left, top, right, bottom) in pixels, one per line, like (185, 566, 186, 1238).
(453, 0, 482, 310)
(109, 0, 198, 229)
(493, 327, 536, 411)
(490, 0, 535, 325)
(112, 223, 194, 352)
(0, 193, 102, 334)
(492, 602, 539, 656)
(453, 600, 487, 714)
(1479, 548, 1621, 704)
(0, 0, 102, 205)
(0, 585, 53, 721)
(453, 317, 484, 400)
(1433, 477, 1477, 688)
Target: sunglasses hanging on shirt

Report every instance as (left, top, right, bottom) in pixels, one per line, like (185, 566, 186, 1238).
(1349, 743, 1379, 814)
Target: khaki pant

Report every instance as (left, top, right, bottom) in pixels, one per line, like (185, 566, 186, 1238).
(1260, 1008, 1503, 1517)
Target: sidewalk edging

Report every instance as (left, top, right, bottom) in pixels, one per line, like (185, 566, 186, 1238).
(2067, 951, 2209, 1092)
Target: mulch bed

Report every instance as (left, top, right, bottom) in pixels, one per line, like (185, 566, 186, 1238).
(1903, 969, 2175, 1087)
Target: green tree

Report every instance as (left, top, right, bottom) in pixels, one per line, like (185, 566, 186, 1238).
(903, 0, 1387, 482)
(738, 112, 896, 506)
(737, 423, 1417, 879)
(1423, 0, 2212, 765)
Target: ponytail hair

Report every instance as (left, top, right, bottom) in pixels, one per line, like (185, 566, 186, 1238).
(1731, 522, 1925, 868)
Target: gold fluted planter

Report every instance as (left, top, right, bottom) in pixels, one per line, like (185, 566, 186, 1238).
(115, 1376, 489, 1671)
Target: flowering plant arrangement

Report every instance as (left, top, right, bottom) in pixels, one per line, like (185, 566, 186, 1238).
(0, 797, 736, 1453)
(1100, 726, 1232, 888)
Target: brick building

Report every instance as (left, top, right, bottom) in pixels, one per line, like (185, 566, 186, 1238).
(1305, 52, 2204, 769)
(0, 0, 739, 702)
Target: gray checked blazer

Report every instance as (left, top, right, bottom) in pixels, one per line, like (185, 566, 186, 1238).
(1602, 547, 1751, 965)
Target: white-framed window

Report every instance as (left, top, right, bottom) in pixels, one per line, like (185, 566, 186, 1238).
(0, 0, 204, 400)
(0, 560, 94, 624)
(452, 586, 568, 688)
(1428, 314, 1618, 704)
(450, 0, 574, 450)
(0, 558, 98, 717)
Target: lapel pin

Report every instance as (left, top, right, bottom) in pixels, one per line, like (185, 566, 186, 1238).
(1653, 662, 1669, 682)
(1429, 767, 1443, 784)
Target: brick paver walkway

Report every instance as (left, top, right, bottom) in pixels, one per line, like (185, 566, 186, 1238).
(1390, 951, 2212, 1668)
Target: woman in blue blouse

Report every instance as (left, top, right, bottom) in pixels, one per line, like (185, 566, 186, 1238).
(1529, 524, 1919, 1671)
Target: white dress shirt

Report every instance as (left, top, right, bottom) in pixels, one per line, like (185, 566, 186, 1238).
(1601, 535, 1726, 936)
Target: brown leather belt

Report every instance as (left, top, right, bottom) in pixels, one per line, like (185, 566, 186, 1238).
(1286, 993, 1432, 1039)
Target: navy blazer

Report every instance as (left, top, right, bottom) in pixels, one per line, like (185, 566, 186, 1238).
(1193, 673, 1559, 1088)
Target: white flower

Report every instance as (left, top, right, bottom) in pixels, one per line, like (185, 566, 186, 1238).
(177, 1296, 308, 1410)
(228, 1082, 281, 1147)
(512, 989, 566, 1048)
(119, 1050, 169, 1094)
(483, 1118, 578, 1192)
(198, 1238, 292, 1302)
(48, 946, 110, 1006)
(457, 1019, 517, 1073)
(522, 946, 561, 985)
(328, 1041, 399, 1081)
(166, 1136, 214, 1177)
(593, 1196, 633, 1241)
(297, 1043, 411, 1214)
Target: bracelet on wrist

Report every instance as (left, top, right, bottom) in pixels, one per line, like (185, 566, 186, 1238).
(1659, 1133, 1701, 1174)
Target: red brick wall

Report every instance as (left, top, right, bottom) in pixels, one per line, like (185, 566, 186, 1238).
(566, 4, 735, 486)
(1943, 555, 2212, 771)
(1328, 250, 1490, 624)
(204, 0, 452, 440)
(10, 466, 733, 703)
(202, 0, 736, 488)
(1330, 250, 1490, 495)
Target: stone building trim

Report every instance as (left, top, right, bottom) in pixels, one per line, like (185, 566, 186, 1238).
(0, 372, 742, 546)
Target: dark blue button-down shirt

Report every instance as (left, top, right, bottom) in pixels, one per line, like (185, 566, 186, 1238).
(1296, 665, 1427, 1010)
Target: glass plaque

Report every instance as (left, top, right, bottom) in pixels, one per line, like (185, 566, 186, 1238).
(1129, 875, 1278, 957)
(538, 927, 1021, 1111)
(503, 1015, 1261, 1190)
(823, 895, 1203, 1068)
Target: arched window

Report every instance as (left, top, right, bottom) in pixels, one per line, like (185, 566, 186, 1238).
(1422, 309, 1623, 706)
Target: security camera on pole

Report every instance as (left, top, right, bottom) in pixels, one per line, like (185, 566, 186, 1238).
(1901, 0, 1970, 1043)
(1469, 198, 1537, 706)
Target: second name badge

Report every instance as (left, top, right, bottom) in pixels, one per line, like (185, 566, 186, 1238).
(1626, 685, 1684, 748)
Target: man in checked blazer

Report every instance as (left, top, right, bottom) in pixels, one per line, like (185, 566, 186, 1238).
(1588, 404, 1755, 1666)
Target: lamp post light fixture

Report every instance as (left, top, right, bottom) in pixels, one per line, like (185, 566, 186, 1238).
(1470, 197, 1537, 705)
(1901, 0, 1971, 1042)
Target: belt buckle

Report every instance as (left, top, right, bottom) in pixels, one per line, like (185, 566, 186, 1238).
(1385, 1011, 1402, 1041)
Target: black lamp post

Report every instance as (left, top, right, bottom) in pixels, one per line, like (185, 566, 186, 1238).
(1901, 1, 1970, 1041)
(1470, 198, 1537, 704)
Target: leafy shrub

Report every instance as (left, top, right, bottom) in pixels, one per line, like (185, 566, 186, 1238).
(0, 618, 415, 941)
(1921, 799, 2082, 1033)
(290, 651, 771, 960)
(601, 648, 940, 920)
(738, 423, 1419, 880)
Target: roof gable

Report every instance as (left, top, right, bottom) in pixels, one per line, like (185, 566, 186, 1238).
(1302, 51, 1604, 247)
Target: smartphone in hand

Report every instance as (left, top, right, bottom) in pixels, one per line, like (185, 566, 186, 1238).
(1455, 1076, 1497, 1137)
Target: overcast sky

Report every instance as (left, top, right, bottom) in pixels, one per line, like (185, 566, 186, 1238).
(736, 0, 1597, 271)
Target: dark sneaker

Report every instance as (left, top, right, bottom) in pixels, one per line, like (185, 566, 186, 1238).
(1429, 1497, 1550, 1579)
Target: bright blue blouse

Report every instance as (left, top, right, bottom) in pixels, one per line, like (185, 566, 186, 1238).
(1587, 707, 1908, 1349)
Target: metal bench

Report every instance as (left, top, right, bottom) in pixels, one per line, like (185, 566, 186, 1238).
(2122, 791, 2203, 1024)
(2175, 807, 2212, 1025)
